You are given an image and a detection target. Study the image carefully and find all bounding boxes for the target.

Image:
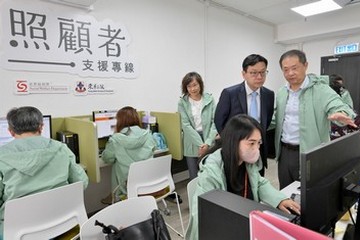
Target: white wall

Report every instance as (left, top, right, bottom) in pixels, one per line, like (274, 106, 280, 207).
(285, 34, 360, 75)
(0, 0, 286, 117)
(205, 5, 286, 100)
(1, 0, 359, 118)
(276, 6, 360, 45)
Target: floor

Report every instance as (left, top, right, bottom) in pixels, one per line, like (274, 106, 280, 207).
(164, 158, 279, 239)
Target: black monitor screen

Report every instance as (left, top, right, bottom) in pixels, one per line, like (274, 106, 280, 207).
(92, 110, 117, 139)
(0, 115, 52, 147)
(300, 131, 360, 234)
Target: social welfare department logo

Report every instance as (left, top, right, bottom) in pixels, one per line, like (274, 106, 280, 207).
(15, 80, 29, 94)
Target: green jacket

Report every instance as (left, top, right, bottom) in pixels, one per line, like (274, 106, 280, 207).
(0, 136, 88, 231)
(273, 74, 355, 158)
(178, 93, 218, 157)
(341, 89, 354, 109)
(102, 126, 156, 194)
(185, 149, 287, 240)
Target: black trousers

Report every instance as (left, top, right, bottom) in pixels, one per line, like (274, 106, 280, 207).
(278, 144, 300, 189)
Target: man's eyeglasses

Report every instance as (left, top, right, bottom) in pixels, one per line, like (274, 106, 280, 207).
(248, 70, 269, 77)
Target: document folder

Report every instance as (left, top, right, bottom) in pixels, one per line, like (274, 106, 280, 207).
(249, 210, 332, 240)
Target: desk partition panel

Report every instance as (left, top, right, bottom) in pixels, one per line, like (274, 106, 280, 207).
(51, 111, 183, 184)
(150, 111, 183, 160)
(65, 117, 100, 183)
(52, 116, 100, 183)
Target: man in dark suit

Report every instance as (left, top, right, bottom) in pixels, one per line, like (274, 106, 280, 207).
(214, 54, 274, 176)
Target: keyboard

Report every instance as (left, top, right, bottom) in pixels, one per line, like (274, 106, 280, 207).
(292, 214, 301, 225)
(291, 193, 301, 205)
(98, 148, 105, 156)
(290, 193, 301, 225)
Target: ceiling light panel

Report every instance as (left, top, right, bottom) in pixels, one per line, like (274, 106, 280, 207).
(291, 0, 342, 17)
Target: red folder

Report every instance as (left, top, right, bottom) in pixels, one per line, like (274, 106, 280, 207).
(249, 210, 332, 240)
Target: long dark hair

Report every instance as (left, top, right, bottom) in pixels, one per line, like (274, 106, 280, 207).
(221, 114, 262, 192)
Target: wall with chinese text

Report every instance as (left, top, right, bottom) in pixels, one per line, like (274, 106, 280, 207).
(1, 0, 287, 117)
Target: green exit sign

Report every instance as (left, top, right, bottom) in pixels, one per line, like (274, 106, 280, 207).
(334, 43, 359, 55)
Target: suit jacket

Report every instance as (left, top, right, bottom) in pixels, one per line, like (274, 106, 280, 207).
(214, 81, 274, 168)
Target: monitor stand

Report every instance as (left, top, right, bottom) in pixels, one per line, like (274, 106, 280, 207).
(343, 198, 360, 240)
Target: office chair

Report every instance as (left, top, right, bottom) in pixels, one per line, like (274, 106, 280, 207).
(3, 181, 88, 240)
(127, 154, 185, 238)
(185, 177, 198, 236)
(80, 196, 157, 240)
(186, 177, 198, 215)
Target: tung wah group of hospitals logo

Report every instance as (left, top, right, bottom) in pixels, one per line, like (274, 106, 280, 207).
(74, 81, 115, 96)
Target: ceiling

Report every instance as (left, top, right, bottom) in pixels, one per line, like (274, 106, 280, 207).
(206, 0, 360, 26)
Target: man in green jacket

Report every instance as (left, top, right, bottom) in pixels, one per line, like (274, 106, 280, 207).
(273, 50, 356, 189)
(0, 106, 89, 239)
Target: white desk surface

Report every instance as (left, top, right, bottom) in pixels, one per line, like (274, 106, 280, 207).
(281, 181, 356, 240)
(280, 181, 300, 198)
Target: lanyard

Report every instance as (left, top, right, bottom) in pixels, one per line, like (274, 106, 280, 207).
(244, 171, 248, 199)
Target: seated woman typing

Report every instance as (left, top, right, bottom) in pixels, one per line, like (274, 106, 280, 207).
(101, 106, 156, 202)
(185, 114, 300, 240)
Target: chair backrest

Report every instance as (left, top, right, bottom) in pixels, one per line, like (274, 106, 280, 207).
(3, 181, 87, 240)
(187, 177, 198, 214)
(127, 154, 175, 199)
(80, 196, 158, 240)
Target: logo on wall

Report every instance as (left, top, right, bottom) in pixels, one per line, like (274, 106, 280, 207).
(74, 81, 114, 96)
(14, 79, 69, 95)
(75, 81, 87, 93)
(15, 80, 29, 94)
(1, 0, 139, 79)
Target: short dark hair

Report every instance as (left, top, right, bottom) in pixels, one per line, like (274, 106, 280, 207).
(329, 74, 345, 96)
(279, 49, 307, 68)
(221, 114, 262, 193)
(181, 72, 204, 95)
(329, 73, 344, 83)
(6, 106, 43, 135)
(242, 54, 268, 72)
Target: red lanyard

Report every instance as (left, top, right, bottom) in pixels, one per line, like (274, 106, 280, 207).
(244, 171, 248, 198)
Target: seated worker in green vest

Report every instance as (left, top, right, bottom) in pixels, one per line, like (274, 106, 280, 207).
(101, 106, 157, 203)
(186, 114, 300, 240)
(0, 106, 89, 239)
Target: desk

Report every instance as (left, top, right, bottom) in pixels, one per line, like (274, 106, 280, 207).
(334, 206, 357, 240)
(281, 181, 300, 198)
(281, 181, 356, 240)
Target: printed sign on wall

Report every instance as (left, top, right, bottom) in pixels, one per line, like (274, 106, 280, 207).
(1, 0, 139, 79)
(14, 79, 69, 95)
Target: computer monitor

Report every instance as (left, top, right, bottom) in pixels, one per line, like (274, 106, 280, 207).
(42, 115, 52, 139)
(92, 110, 117, 139)
(198, 189, 295, 240)
(300, 131, 360, 235)
(0, 115, 52, 146)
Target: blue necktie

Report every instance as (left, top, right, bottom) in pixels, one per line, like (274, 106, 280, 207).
(250, 91, 259, 122)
